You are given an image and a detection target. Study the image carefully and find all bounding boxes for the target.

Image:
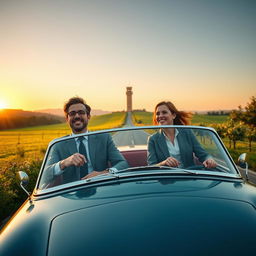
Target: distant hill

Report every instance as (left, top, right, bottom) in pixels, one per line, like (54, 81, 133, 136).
(34, 109, 65, 117)
(0, 109, 65, 130)
(35, 108, 111, 116)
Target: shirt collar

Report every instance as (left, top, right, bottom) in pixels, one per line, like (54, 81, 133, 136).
(71, 131, 89, 141)
(163, 128, 179, 140)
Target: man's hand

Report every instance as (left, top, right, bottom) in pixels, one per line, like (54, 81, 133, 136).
(81, 170, 109, 180)
(60, 153, 87, 170)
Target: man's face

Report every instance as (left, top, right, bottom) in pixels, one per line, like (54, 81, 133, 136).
(66, 103, 90, 134)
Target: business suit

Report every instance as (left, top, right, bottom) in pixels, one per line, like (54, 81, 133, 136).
(42, 133, 129, 186)
(147, 129, 209, 168)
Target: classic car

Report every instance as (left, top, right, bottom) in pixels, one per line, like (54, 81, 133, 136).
(1, 125, 256, 255)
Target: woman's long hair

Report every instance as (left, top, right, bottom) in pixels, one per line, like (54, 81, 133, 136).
(153, 101, 192, 125)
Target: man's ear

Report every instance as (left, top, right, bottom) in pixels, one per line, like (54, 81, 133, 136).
(87, 114, 91, 120)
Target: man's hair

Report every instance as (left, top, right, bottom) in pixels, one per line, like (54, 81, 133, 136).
(64, 97, 91, 117)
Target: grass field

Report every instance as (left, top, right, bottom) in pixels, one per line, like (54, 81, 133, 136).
(0, 111, 126, 167)
(131, 111, 229, 126)
(132, 111, 153, 125)
(0, 111, 254, 169)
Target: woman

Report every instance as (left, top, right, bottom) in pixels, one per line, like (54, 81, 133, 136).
(147, 101, 216, 169)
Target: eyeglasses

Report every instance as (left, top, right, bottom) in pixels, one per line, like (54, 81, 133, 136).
(68, 110, 87, 117)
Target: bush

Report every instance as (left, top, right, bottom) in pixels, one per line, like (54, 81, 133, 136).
(0, 159, 42, 224)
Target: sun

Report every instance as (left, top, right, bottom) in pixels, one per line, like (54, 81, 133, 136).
(0, 100, 8, 110)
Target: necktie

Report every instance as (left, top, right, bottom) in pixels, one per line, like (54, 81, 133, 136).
(78, 137, 88, 178)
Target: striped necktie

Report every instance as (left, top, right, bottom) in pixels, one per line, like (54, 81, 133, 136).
(78, 137, 88, 178)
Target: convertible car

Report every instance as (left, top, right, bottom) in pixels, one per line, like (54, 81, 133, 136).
(1, 126, 256, 255)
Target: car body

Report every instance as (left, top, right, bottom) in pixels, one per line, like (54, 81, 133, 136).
(1, 125, 256, 255)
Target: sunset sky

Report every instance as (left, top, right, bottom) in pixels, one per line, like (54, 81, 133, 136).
(0, 0, 255, 112)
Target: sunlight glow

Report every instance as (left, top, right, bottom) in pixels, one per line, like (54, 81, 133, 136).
(0, 100, 8, 109)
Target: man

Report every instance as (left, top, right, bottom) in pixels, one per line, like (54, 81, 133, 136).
(42, 97, 128, 187)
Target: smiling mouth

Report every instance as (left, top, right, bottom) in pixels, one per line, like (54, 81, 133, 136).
(73, 119, 83, 125)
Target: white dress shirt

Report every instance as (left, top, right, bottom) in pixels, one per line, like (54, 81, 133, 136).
(163, 129, 183, 168)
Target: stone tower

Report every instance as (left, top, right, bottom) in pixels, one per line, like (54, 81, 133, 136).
(126, 87, 133, 112)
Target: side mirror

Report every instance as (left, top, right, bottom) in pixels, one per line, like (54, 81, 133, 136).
(238, 153, 248, 180)
(17, 171, 31, 199)
(18, 171, 29, 186)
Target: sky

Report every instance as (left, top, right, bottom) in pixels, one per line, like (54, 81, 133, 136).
(0, 0, 255, 112)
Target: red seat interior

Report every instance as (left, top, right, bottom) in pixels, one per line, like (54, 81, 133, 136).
(121, 149, 147, 167)
(49, 150, 148, 188)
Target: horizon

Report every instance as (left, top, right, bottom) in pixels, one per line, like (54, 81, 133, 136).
(0, 106, 236, 114)
(1, 0, 255, 112)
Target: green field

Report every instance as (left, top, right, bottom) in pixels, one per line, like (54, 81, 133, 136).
(132, 111, 153, 125)
(191, 114, 229, 125)
(0, 112, 127, 167)
(0, 111, 253, 169)
(131, 111, 229, 126)
(0, 110, 254, 170)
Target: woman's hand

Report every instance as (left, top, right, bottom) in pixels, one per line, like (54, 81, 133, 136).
(160, 157, 180, 167)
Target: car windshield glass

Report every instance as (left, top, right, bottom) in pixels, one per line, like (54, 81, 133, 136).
(37, 126, 238, 190)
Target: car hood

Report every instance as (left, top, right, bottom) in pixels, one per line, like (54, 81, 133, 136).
(48, 191, 256, 255)
(2, 177, 256, 256)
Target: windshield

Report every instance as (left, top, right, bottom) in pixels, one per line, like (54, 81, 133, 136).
(37, 126, 239, 191)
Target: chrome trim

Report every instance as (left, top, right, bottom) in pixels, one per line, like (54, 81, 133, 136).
(35, 169, 242, 196)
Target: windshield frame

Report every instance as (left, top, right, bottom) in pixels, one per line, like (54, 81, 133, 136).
(34, 125, 242, 196)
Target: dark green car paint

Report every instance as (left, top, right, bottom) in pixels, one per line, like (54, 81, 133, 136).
(1, 176, 256, 255)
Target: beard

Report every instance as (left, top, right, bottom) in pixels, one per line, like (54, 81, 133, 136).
(70, 117, 88, 133)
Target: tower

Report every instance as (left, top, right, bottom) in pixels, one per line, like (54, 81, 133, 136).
(126, 87, 133, 112)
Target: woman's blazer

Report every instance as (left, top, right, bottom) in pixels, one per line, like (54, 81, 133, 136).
(147, 129, 209, 168)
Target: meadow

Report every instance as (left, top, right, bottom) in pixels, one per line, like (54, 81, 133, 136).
(131, 111, 229, 126)
(0, 111, 127, 167)
(0, 110, 254, 171)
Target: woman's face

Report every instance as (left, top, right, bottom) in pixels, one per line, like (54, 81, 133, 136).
(155, 104, 176, 125)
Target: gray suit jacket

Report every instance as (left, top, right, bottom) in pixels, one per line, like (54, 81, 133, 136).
(42, 133, 129, 185)
(147, 129, 209, 168)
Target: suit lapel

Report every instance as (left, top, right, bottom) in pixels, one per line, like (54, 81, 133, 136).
(64, 138, 77, 156)
(157, 131, 170, 159)
(177, 129, 186, 165)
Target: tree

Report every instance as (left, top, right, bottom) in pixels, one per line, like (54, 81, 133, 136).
(230, 96, 256, 150)
(246, 127, 256, 152)
(225, 120, 246, 149)
(230, 96, 256, 127)
(212, 123, 227, 139)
